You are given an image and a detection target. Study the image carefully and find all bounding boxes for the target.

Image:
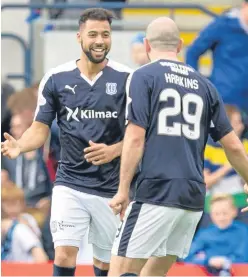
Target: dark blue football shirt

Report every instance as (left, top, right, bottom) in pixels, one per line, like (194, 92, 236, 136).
(34, 59, 132, 197)
(127, 59, 233, 211)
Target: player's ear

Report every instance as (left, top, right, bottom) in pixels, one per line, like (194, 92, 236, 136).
(76, 32, 81, 44)
(177, 38, 183, 54)
(144, 38, 151, 53)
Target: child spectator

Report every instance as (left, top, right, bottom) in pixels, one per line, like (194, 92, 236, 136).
(185, 194, 248, 275)
(201, 105, 248, 227)
(1, 186, 48, 262)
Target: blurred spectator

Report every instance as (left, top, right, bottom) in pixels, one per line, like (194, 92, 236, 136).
(1, 186, 48, 262)
(1, 82, 15, 142)
(7, 87, 37, 125)
(131, 33, 149, 67)
(202, 105, 248, 227)
(2, 87, 55, 259)
(186, 0, 248, 112)
(28, 0, 67, 21)
(99, 0, 127, 19)
(2, 112, 52, 214)
(1, 169, 11, 184)
(47, 120, 61, 182)
(40, 213, 55, 260)
(185, 194, 248, 275)
(32, 82, 61, 177)
(49, 0, 67, 19)
(1, 172, 16, 191)
(2, 186, 25, 220)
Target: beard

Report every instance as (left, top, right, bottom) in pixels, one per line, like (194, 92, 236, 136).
(81, 41, 109, 64)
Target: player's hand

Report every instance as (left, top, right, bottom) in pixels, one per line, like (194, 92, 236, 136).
(1, 133, 21, 159)
(109, 192, 129, 220)
(84, 140, 116, 165)
(208, 257, 225, 269)
(241, 183, 248, 213)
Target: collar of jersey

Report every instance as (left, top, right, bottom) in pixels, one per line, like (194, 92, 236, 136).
(76, 58, 110, 86)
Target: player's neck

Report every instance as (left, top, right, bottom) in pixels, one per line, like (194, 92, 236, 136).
(77, 55, 108, 80)
(150, 51, 179, 63)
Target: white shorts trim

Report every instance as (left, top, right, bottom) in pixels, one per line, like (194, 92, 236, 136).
(92, 244, 111, 263)
(54, 239, 81, 248)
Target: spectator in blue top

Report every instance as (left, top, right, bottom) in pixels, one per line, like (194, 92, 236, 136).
(185, 194, 248, 276)
(186, 0, 248, 112)
(130, 33, 149, 67)
(202, 105, 248, 228)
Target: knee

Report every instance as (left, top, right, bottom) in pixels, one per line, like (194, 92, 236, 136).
(55, 246, 78, 267)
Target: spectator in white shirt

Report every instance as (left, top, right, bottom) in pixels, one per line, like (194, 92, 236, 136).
(1, 186, 48, 262)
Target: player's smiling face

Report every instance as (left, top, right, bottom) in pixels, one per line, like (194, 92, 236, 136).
(78, 19, 111, 64)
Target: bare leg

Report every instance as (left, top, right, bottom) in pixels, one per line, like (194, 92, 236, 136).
(53, 246, 78, 276)
(108, 255, 147, 276)
(140, 255, 177, 276)
(54, 246, 78, 267)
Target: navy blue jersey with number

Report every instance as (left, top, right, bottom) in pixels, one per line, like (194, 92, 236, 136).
(34, 59, 132, 197)
(127, 59, 233, 211)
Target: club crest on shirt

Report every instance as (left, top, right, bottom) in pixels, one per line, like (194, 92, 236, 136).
(106, 83, 117, 95)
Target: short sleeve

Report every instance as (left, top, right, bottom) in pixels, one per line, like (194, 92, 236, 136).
(125, 72, 133, 125)
(208, 83, 233, 142)
(127, 71, 150, 129)
(15, 224, 42, 253)
(34, 71, 56, 127)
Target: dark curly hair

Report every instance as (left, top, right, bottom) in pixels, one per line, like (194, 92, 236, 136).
(79, 8, 115, 27)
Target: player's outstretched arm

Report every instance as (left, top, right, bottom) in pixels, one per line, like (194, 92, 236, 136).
(220, 131, 248, 210)
(18, 121, 50, 153)
(1, 121, 49, 159)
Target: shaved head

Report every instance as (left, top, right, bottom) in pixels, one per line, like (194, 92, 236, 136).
(146, 17, 180, 51)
